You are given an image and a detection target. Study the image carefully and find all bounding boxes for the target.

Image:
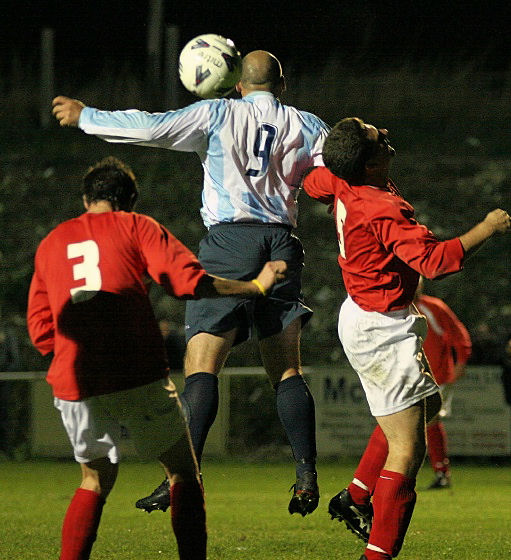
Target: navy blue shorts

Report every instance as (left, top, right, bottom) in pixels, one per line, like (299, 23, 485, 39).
(185, 223, 312, 345)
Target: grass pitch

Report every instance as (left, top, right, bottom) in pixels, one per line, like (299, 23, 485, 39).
(0, 458, 509, 559)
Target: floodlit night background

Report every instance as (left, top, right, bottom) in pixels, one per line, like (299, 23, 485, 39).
(0, 0, 510, 456)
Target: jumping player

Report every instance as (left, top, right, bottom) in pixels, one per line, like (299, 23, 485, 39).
(51, 49, 329, 517)
(27, 156, 286, 560)
(302, 117, 511, 560)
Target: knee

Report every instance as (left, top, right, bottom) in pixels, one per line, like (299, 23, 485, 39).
(271, 369, 301, 388)
(388, 439, 425, 462)
(80, 472, 103, 495)
(81, 459, 118, 498)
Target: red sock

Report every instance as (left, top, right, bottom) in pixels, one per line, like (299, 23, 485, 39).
(366, 470, 416, 558)
(427, 421, 450, 474)
(170, 480, 207, 560)
(60, 488, 105, 560)
(349, 425, 388, 506)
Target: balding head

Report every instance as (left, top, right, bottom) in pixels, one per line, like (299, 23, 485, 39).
(236, 50, 285, 96)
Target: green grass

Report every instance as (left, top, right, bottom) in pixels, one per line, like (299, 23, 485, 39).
(0, 459, 510, 559)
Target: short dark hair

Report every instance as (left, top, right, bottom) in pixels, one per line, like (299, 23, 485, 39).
(322, 117, 378, 182)
(82, 156, 139, 211)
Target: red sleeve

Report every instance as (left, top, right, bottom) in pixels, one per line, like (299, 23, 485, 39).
(437, 299, 472, 364)
(369, 202, 465, 279)
(134, 214, 207, 298)
(302, 166, 336, 205)
(27, 245, 55, 355)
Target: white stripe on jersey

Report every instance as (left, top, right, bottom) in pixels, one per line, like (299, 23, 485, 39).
(79, 92, 329, 228)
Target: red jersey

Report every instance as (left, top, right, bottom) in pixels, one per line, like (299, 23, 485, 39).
(303, 166, 465, 311)
(415, 294, 472, 384)
(27, 211, 206, 400)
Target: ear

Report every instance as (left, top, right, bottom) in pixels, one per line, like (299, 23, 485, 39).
(280, 74, 287, 93)
(273, 75, 286, 98)
(235, 81, 242, 94)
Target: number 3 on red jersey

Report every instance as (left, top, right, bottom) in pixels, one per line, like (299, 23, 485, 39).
(67, 240, 102, 296)
(335, 201, 347, 258)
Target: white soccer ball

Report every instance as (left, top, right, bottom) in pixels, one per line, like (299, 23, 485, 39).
(179, 34, 242, 99)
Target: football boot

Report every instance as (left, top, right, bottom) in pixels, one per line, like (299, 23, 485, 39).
(328, 488, 373, 542)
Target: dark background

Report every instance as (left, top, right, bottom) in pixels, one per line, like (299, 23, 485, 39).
(2, 1, 511, 72)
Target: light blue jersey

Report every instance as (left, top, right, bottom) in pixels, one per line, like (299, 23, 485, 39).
(79, 91, 329, 228)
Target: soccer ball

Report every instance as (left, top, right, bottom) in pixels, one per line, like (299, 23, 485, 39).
(179, 34, 242, 99)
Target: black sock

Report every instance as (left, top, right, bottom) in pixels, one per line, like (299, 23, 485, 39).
(275, 375, 317, 478)
(180, 372, 219, 465)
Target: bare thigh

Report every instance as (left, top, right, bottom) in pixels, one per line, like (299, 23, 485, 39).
(258, 317, 302, 386)
(184, 328, 237, 376)
(376, 400, 427, 479)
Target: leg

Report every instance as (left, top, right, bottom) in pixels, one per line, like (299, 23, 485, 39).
(329, 425, 388, 542)
(259, 317, 318, 516)
(364, 392, 441, 560)
(350, 425, 388, 503)
(60, 458, 118, 560)
(426, 413, 451, 488)
(182, 329, 237, 461)
(135, 329, 236, 514)
(426, 384, 452, 489)
(159, 432, 207, 560)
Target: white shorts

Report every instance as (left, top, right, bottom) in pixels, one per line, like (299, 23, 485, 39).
(338, 296, 439, 417)
(54, 378, 188, 464)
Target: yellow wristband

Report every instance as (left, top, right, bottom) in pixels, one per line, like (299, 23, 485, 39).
(251, 278, 267, 296)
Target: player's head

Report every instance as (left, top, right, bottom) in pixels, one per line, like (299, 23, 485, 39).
(82, 156, 139, 211)
(236, 50, 286, 97)
(322, 117, 395, 183)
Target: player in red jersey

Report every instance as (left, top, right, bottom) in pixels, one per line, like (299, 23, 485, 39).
(414, 277, 472, 489)
(27, 156, 286, 560)
(302, 117, 511, 560)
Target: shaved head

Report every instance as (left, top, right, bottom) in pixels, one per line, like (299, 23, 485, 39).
(238, 50, 285, 95)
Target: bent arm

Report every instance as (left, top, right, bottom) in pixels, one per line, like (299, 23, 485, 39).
(194, 261, 287, 298)
(375, 206, 511, 279)
(458, 209, 511, 258)
(137, 215, 287, 298)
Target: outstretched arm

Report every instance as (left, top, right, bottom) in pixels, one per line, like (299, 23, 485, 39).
(52, 95, 208, 151)
(459, 208, 511, 258)
(195, 261, 288, 298)
(52, 96, 85, 127)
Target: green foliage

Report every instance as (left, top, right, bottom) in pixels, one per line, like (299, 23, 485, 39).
(0, 459, 509, 559)
(1, 59, 511, 369)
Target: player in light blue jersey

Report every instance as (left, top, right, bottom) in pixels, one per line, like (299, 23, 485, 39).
(52, 50, 330, 518)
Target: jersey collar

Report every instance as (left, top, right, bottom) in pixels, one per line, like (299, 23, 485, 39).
(243, 91, 275, 100)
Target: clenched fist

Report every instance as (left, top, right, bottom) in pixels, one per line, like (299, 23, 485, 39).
(52, 96, 85, 127)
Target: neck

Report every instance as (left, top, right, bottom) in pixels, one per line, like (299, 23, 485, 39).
(363, 174, 389, 188)
(241, 86, 273, 97)
(86, 200, 115, 213)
